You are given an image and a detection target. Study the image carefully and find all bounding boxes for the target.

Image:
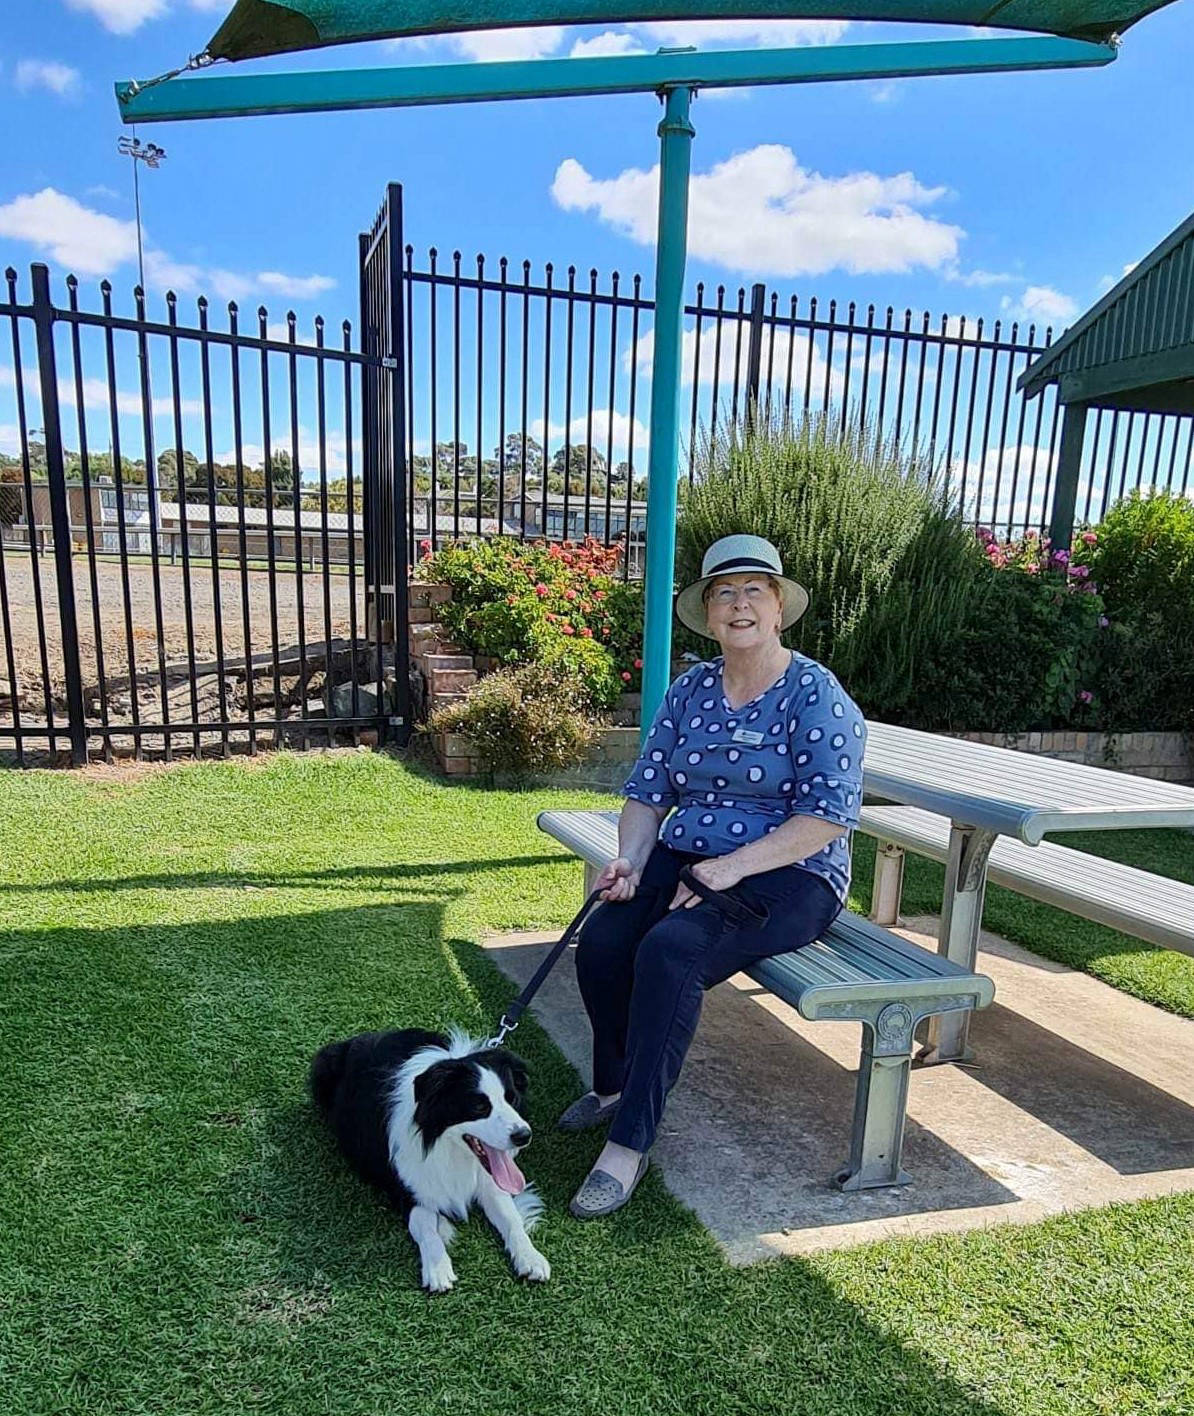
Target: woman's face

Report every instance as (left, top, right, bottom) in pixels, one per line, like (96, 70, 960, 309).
(704, 573, 784, 652)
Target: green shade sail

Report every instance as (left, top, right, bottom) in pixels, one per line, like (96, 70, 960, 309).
(207, 0, 1175, 61)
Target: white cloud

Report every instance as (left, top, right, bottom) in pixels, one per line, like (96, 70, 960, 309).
(570, 31, 645, 59)
(1001, 284, 1079, 325)
(0, 189, 334, 304)
(215, 430, 358, 478)
(448, 27, 567, 62)
(15, 60, 81, 97)
(85, 184, 121, 201)
(65, 0, 167, 34)
(0, 362, 201, 421)
(142, 249, 205, 294)
(532, 407, 650, 460)
(0, 188, 137, 276)
(63, 0, 235, 34)
(629, 321, 841, 409)
(638, 19, 848, 48)
(960, 441, 1057, 528)
(945, 265, 1018, 288)
(259, 271, 337, 300)
(553, 145, 962, 278)
(1095, 261, 1139, 295)
(265, 322, 320, 347)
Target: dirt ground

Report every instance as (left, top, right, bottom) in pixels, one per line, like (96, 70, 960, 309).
(0, 554, 364, 704)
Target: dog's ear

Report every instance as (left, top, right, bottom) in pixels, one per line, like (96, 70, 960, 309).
(413, 1058, 467, 1109)
(489, 1049, 530, 1105)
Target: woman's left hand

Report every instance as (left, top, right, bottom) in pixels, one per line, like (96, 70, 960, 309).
(669, 854, 746, 910)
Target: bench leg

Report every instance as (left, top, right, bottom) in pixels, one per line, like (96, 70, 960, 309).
(869, 840, 905, 926)
(922, 824, 995, 1066)
(582, 862, 602, 899)
(835, 1009, 914, 1191)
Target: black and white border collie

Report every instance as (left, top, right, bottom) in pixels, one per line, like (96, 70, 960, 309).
(310, 1027, 549, 1292)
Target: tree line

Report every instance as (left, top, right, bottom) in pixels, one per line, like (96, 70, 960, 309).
(1, 433, 646, 525)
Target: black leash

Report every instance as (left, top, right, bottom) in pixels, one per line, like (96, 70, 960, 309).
(485, 866, 769, 1048)
(485, 888, 607, 1047)
(678, 866, 770, 929)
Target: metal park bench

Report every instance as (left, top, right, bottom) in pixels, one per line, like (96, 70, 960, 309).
(858, 804, 1194, 958)
(537, 808, 994, 1192)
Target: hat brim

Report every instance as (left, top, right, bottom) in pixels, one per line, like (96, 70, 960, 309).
(675, 568, 809, 638)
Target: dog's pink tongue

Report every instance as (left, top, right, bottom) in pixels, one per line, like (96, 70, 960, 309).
(483, 1143, 526, 1195)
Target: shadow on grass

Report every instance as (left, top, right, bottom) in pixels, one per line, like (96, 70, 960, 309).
(0, 901, 1021, 1415)
(0, 854, 566, 896)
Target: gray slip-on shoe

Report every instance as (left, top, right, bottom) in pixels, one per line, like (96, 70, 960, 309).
(568, 1155, 649, 1220)
(556, 1092, 620, 1132)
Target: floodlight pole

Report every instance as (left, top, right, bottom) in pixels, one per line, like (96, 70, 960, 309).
(641, 84, 694, 735)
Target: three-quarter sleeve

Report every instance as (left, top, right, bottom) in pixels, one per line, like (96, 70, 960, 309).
(785, 668, 866, 830)
(621, 673, 691, 811)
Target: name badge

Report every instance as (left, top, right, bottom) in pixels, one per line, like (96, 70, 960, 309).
(731, 728, 765, 745)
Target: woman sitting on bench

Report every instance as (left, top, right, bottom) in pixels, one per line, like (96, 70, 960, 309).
(562, 534, 867, 1219)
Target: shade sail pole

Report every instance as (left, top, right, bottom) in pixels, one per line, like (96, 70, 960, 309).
(640, 84, 695, 739)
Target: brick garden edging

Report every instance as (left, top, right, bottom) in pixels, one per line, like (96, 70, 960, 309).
(953, 731, 1193, 783)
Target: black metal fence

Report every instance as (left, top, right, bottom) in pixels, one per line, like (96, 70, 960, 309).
(402, 256, 1194, 565)
(0, 257, 404, 766)
(6, 195, 1194, 766)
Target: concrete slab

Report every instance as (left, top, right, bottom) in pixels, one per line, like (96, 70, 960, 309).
(481, 912, 1194, 1263)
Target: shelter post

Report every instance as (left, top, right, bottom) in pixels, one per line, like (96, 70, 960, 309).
(640, 84, 695, 737)
(1048, 402, 1088, 549)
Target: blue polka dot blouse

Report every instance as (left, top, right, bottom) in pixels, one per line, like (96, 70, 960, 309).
(623, 652, 866, 903)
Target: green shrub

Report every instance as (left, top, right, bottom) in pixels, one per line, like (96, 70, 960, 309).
(678, 411, 990, 720)
(428, 665, 599, 776)
(904, 568, 1103, 732)
(1085, 491, 1194, 620)
(527, 626, 625, 711)
(1084, 493, 1194, 732)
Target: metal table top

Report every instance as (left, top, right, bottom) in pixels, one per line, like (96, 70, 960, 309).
(863, 721, 1194, 845)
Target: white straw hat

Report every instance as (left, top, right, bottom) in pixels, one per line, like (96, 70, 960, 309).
(675, 534, 809, 638)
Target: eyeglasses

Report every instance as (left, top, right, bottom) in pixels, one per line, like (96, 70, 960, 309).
(708, 582, 770, 605)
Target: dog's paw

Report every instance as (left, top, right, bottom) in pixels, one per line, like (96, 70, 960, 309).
(512, 1246, 551, 1282)
(422, 1255, 457, 1293)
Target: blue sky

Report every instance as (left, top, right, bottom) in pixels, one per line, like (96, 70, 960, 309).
(1, 2, 1192, 522)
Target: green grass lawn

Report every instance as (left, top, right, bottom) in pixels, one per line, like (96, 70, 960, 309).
(1, 751, 1191, 1416)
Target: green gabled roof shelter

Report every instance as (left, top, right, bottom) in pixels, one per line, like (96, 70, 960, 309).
(1019, 209, 1194, 546)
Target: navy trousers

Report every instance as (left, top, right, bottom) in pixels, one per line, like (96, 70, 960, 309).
(573, 844, 842, 1153)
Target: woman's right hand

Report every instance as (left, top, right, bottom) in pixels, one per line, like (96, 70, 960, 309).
(595, 856, 641, 902)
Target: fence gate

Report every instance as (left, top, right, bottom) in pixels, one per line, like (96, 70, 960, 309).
(359, 183, 412, 743)
(1, 199, 412, 765)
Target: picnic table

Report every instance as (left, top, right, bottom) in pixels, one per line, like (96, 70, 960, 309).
(861, 721, 1194, 1063)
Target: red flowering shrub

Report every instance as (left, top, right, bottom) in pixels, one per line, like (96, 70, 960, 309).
(415, 536, 643, 709)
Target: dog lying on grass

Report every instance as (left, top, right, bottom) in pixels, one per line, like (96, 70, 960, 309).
(310, 1027, 550, 1292)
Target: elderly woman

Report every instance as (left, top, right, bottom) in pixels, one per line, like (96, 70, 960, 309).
(561, 534, 866, 1219)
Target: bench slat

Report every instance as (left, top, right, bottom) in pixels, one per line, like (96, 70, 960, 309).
(860, 805, 1194, 956)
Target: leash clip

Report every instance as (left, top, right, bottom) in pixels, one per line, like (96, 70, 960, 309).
(485, 1013, 518, 1049)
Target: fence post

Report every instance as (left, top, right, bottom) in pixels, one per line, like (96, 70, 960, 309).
(745, 281, 767, 428)
(1048, 402, 1087, 550)
(31, 264, 88, 766)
